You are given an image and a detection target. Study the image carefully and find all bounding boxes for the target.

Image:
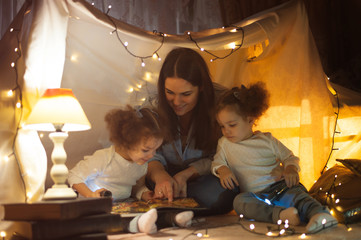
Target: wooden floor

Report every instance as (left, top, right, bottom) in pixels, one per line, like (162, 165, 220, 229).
(108, 214, 361, 240)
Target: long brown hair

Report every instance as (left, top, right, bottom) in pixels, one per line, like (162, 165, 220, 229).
(157, 47, 218, 152)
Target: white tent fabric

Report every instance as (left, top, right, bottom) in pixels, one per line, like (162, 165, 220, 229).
(1, 0, 361, 232)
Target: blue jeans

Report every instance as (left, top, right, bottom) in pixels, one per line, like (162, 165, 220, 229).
(147, 174, 239, 216)
(187, 174, 239, 216)
(233, 180, 329, 223)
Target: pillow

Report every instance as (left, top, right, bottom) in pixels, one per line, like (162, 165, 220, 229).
(309, 164, 361, 223)
(336, 159, 361, 176)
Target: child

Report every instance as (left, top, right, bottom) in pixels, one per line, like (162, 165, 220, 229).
(68, 105, 193, 234)
(211, 83, 338, 233)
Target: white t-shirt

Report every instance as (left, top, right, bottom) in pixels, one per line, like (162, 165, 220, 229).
(212, 131, 300, 193)
(68, 145, 149, 201)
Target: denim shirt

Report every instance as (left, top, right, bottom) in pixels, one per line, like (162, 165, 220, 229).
(150, 124, 213, 176)
(146, 82, 227, 176)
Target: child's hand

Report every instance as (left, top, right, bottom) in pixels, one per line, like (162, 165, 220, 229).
(142, 191, 155, 201)
(217, 166, 239, 190)
(270, 162, 284, 181)
(93, 188, 108, 198)
(283, 165, 299, 188)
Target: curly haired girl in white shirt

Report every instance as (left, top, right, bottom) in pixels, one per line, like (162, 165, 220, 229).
(68, 106, 193, 234)
(212, 82, 337, 233)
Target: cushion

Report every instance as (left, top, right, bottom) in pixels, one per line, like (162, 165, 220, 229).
(336, 159, 361, 176)
(309, 164, 361, 223)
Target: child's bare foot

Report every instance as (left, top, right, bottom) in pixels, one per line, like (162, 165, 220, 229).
(279, 207, 300, 225)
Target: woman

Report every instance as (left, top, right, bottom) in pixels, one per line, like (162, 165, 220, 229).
(146, 47, 238, 215)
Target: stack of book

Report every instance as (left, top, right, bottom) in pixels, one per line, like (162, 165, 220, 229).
(2, 198, 123, 240)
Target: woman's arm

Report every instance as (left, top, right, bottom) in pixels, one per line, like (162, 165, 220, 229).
(147, 161, 179, 201)
(173, 165, 199, 197)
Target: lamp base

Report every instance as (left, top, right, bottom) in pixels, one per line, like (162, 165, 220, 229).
(43, 184, 77, 200)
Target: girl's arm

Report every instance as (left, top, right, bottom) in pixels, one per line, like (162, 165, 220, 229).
(216, 166, 239, 190)
(72, 182, 107, 198)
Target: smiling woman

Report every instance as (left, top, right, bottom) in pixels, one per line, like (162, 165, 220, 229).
(146, 47, 239, 215)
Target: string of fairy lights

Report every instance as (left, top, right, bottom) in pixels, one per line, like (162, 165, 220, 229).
(321, 88, 340, 174)
(7, 25, 27, 200)
(100, 4, 245, 70)
(0, 1, 357, 239)
(178, 214, 336, 239)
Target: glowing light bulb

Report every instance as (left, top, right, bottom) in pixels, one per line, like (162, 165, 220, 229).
(200, 48, 204, 51)
(277, 220, 282, 225)
(137, 84, 142, 89)
(250, 224, 255, 230)
(187, 32, 191, 35)
(300, 233, 306, 239)
(7, 90, 14, 97)
(335, 199, 340, 204)
(16, 102, 21, 108)
(14, 47, 18, 52)
(124, 41, 128, 47)
(11, 62, 15, 67)
(228, 42, 236, 49)
(322, 218, 326, 225)
(128, 87, 134, 93)
(26, 192, 33, 199)
(141, 61, 145, 67)
(266, 231, 273, 236)
(239, 214, 244, 219)
(108, 5, 112, 9)
(10, 28, 14, 32)
(230, 28, 237, 32)
(70, 55, 78, 62)
(196, 232, 202, 237)
(279, 229, 285, 235)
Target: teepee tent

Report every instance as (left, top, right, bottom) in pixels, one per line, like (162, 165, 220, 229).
(1, 0, 361, 227)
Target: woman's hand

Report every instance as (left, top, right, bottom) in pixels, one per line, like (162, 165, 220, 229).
(173, 172, 188, 198)
(283, 165, 299, 187)
(217, 166, 239, 190)
(154, 173, 179, 202)
(148, 161, 179, 202)
(173, 166, 199, 198)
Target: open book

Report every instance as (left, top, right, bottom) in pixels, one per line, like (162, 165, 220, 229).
(112, 198, 204, 217)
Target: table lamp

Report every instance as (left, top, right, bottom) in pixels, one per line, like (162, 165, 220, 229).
(24, 88, 91, 200)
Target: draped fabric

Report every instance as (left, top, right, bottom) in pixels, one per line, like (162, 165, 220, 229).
(1, 1, 361, 231)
